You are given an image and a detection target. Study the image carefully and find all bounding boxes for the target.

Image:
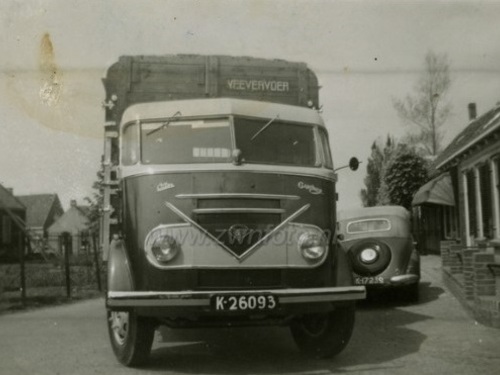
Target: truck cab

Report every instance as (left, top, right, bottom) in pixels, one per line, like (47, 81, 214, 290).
(102, 56, 365, 366)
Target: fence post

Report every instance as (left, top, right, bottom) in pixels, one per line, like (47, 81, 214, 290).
(19, 232, 26, 306)
(63, 233, 71, 299)
(91, 232, 102, 292)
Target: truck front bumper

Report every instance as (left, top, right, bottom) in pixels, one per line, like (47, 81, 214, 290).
(107, 286, 366, 308)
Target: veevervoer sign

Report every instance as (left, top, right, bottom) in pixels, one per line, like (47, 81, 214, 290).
(227, 79, 290, 92)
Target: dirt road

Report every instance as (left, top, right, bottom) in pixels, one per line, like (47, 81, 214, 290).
(0, 255, 499, 374)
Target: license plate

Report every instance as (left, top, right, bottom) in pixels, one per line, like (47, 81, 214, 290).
(212, 294, 278, 311)
(355, 276, 384, 285)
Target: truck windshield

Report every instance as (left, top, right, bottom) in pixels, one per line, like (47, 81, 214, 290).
(234, 117, 317, 167)
(122, 117, 319, 167)
(139, 119, 232, 164)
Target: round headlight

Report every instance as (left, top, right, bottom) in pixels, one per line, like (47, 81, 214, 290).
(298, 232, 327, 261)
(359, 247, 379, 264)
(151, 235, 180, 263)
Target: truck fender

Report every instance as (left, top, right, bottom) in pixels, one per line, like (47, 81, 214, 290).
(107, 239, 134, 291)
(334, 241, 355, 287)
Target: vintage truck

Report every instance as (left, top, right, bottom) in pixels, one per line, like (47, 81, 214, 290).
(101, 55, 365, 366)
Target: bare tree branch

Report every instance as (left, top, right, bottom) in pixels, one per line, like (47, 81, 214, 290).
(393, 51, 452, 156)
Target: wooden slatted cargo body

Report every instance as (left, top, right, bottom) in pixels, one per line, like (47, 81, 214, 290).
(103, 55, 320, 124)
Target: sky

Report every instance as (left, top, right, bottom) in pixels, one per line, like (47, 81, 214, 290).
(1, 0, 500, 210)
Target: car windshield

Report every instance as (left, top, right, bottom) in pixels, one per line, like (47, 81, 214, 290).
(347, 219, 391, 234)
(138, 119, 232, 164)
(234, 117, 317, 167)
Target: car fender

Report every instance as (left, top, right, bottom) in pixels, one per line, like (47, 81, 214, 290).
(107, 238, 134, 291)
(406, 247, 421, 277)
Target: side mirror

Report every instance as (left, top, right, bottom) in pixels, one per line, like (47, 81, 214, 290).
(334, 157, 361, 172)
(349, 157, 359, 171)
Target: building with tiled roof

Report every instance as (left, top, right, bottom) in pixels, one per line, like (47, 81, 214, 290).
(436, 103, 500, 245)
(16, 194, 64, 239)
(0, 185, 26, 261)
(412, 102, 500, 327)
(47, 199, 91, 256)
(413, 103, 500, 250)
(435, 103, 500, 172)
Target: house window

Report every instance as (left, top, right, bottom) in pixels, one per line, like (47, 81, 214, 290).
(2, 215, 12, 245)
(466, 169, 477, 238)
(443, 206, 458, 239)
(479, 163, 493, 238)
(494, 157, 500, 239)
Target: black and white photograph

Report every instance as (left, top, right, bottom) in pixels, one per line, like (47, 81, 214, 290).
(1, 1, 500, 374)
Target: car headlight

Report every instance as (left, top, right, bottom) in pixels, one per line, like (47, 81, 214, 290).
(298, 232, 327, 261)
(359, 246, 379, 264)
(151, 234, 180, 263)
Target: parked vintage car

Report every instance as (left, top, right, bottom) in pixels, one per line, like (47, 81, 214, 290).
(337, 206, 420, 301)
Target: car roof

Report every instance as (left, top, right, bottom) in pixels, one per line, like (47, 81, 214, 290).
(338, 205, 409, 222)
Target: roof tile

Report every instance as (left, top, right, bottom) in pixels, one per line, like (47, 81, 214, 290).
(435, 104, 500, 169)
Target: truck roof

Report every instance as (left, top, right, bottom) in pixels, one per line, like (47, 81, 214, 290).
(121, 98, 325, 127)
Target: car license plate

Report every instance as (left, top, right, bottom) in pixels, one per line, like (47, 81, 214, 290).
(355, 276, 384, 285)
(212, 295, 278, 311)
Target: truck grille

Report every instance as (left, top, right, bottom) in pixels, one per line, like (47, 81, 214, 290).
(174, 193, 300, 258)
(196, 212, 281, 256)
(197, 269, 282, 289)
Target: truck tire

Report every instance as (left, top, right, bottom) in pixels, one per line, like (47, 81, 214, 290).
(107, 309, 155, 367)
(290, 304, 355, 359)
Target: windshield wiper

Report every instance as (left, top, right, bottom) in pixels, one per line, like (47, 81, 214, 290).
(146, 111, 182, 136)
(250, 115, 279, 141)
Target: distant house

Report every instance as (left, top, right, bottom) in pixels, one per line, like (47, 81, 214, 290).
(16, 194, 64, 253)
(47, 199, 91, 256)
(0, 185, 26, 261)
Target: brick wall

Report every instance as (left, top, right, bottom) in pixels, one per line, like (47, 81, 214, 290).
(440, 241, 500, 328)
(440, 240, 456, 268)
(463, 248, 480, 300)
(449, 244, 464, 274)
(473, 252, 496, 297)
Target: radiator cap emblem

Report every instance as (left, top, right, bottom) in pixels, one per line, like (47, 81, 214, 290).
(228, 224, 252, 244)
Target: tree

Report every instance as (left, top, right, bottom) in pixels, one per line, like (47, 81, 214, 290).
(360, 135, 397, 207)
(85, 158, 104, 234)
(393, 51, 452, 156)
(382, 148, 429, 210)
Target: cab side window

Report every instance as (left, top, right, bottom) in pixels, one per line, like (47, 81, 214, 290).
(318, 128, 333, 169)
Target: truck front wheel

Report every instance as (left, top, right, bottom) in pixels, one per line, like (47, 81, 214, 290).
(107, 310, 156, 367)
(290, 304, 355, 359)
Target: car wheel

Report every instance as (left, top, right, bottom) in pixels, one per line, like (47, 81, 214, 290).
(290, 304, 355, 359)
(107, 309, 156, 367)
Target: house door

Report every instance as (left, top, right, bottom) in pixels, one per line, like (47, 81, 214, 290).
(422, 205, 442, 254)
(59, 232, 73, 256)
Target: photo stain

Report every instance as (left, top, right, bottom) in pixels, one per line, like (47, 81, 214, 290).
(39, 32, 62, 106)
